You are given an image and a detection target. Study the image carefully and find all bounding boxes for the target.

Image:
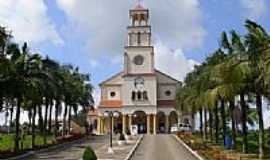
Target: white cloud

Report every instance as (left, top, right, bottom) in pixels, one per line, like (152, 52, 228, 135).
(55, 0, 206, 58)
(0, 0, 63, 46)
(240, 0, 267, 20)
(155, 41, 200, 81)
(93, 89, 101, 108)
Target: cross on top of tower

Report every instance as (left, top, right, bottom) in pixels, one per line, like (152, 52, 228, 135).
(134, 0, 145, 10)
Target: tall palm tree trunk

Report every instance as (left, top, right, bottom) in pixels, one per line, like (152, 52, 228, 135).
(43, 98, 49, 145)
(83, 106, 89, 135)
(68, 105, 72, 134)
(14, 98, 21, 152)
(229, 100, 236, 149)
(221, 99, 226, 146)
(199, 108, 203, 137)
(28, 108, 32, 134)
(191, 106, 196, 132)
(215, 103, 219, 144)
(48, 100, 53, 134)
(209, 109, 213, 142)
(9, 102, 14, 130)
(240, 94, 248, 153)
(204, 108, 208, 141)
(54, 99, 60, 138)
(38, 105, 43, 133)
(256, 93, 264, 158)
(32, 107, 36, 148)
(63, 103, 68, 136)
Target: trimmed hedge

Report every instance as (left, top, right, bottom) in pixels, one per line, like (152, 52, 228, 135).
(83, 146, 97, 160)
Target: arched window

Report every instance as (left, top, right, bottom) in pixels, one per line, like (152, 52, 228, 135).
(137, 91, 142, 100)
(143, 91, 148, 100)
(132, 91, 136, 101)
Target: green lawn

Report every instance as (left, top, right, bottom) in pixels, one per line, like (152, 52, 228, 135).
(0, 133, 54, 151)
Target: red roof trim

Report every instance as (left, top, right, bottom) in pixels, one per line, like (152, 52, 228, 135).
(99, 100, 123, 108)
(157, 100, 176, 107)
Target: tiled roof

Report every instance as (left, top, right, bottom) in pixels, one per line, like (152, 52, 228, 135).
(99, 100, 122, 108)
(157, 100, 176, 107)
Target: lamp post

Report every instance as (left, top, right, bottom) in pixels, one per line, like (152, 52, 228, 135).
(104, 111, 119, 154)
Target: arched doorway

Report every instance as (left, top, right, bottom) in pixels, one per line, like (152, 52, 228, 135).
(157, 111, 166, 133)
(113, 112, 122, 134)
(133, 111, 147, 134)
(169, 111, 178, 131)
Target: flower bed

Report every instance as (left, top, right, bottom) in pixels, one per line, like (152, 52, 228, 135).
(178, 134, 261, 160)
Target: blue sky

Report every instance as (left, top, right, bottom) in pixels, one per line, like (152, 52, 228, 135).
(0, 0, 270, 85)
(0, 0, 270, 126)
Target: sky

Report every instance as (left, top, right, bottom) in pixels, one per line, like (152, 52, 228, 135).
(0, 0, 270, 127)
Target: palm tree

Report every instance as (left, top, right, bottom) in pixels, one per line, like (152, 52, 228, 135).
(244, 20, 270, 158)
(218, 30, 251, 152)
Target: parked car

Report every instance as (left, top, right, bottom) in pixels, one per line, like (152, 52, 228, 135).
(170, 124, 178, 133)
(178, 123, 191, 132)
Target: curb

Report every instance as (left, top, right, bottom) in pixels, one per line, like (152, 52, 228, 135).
(124, 135, 144, 160)
(3, 138, 85, 160)
(172, 135, 204, 160)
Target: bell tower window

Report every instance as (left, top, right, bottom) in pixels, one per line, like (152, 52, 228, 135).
(143, 91, 148, 100)
(132, 91, 136, 100)
(138, 32, 141, 45)
(137, 91, 142, 100)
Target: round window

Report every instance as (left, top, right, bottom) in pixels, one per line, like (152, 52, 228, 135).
(133, 55, 144, 65)
(165, 90, 171, 96)
(110, 92, 116, 97)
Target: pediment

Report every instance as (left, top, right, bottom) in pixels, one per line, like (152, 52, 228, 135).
(99, 71, 123, 86)
(155, 69, 181, 84)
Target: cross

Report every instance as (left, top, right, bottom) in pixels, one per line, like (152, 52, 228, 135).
(137, 0, 143, 4)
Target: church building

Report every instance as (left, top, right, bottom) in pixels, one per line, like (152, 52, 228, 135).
(95, 4, 192, 135)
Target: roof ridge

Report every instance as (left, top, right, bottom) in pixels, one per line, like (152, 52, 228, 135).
(99, 71, 123, 85)
(155, 69, 181, 83)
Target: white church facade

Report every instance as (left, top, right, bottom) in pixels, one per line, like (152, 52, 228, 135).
(94, 4, 192, 135)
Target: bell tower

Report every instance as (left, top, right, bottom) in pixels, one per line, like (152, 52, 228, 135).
(124, 3, 154, 75)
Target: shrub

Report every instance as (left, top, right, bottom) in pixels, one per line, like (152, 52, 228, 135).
(83, 146, 97, 160)
(119, 133, 125, 141)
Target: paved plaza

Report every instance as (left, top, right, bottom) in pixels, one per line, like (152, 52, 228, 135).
(27, 134, 198, 160)
(131, 134, 198, 160)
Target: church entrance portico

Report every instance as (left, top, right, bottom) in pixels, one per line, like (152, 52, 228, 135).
(132, 111, 147, 134)
(169, 111, 178, 132)
(157, 111, 166, 133)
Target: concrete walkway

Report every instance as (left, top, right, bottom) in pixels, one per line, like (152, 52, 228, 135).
(29, 136, 108, 160)
(96, 135, 140, 160)
(131, 134, 198, 160)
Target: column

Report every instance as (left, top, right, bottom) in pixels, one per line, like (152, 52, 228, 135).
(97, 116, 101, 135)
(165, 115, 169, 134)
(101, 117, 104, 134)
(128, 114, 132, 132)
(153, 114, 157, 135)
(122, 114, 126, 134)
(147, 114, 151, 134)
(112, 116, 114, 134)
